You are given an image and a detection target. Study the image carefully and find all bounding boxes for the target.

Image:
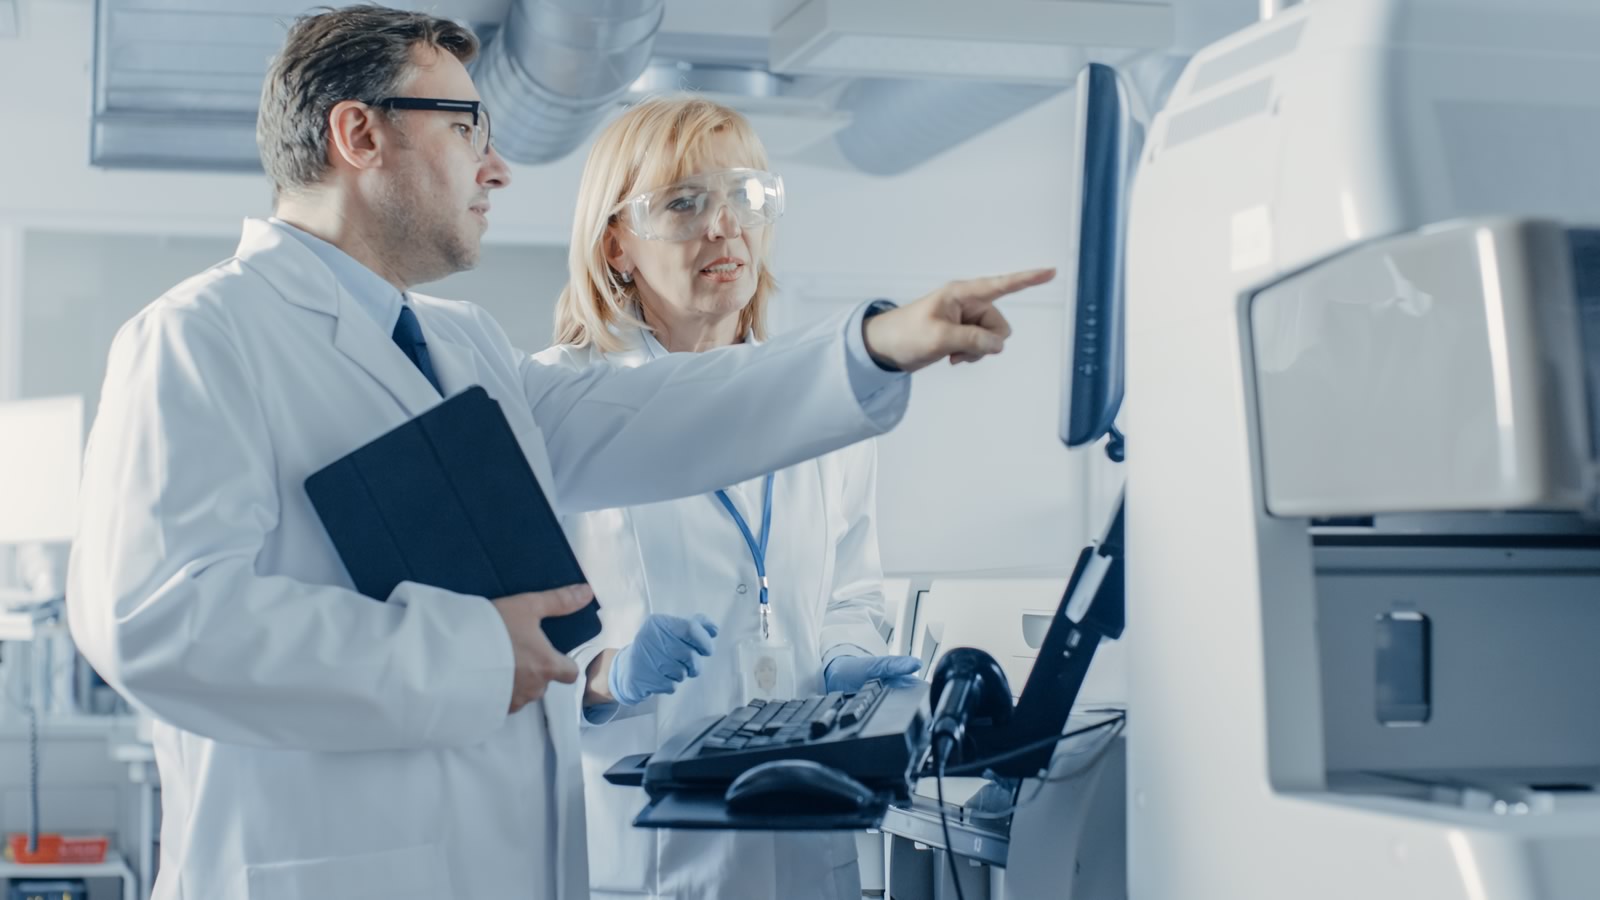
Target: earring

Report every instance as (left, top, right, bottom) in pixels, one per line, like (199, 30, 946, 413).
(617, 269, 633, 285)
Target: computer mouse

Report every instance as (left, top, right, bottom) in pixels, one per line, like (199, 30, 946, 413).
(724, 760, 877, 816)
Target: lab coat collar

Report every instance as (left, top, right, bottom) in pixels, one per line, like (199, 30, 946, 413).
(626, 311, 761, 365)
(233, 217, 449, 416)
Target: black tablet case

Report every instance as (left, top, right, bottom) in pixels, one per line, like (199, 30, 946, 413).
(306, 386, 601, 653)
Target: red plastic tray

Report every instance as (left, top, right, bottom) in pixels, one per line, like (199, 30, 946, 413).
(5, 833, 110, 864)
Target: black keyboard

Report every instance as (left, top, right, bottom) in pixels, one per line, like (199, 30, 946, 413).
(638, 680, 929, 799)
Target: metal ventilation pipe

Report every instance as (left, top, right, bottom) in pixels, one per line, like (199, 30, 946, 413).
(832, 78, 1066, 176)
(473, 0, 664, 165)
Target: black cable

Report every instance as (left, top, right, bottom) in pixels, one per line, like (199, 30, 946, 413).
(28, 690, 40, 853)
(984, 717, 1127, 818)
(934, 738, 968, 900)
(920, 713, 1127, 895)
(936, 714, 1125, 777)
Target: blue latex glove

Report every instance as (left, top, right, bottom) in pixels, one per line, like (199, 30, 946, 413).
(823, 654, 923, 694)
(609, 613, 719, 706)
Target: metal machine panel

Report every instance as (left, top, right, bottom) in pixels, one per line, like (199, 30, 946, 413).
(1317, 543, 1600, 786)
(1251, 219, 1593, 517)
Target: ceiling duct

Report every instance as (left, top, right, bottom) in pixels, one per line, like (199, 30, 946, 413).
(624, 61, 853, 157)
(84, 0, 1174, 177)
(473, 0, 663, 165)
(89, 0, 665, 171)
(90, 0, 302, 171)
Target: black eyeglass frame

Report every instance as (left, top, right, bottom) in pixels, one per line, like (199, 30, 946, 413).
(366, 97, 493, 156)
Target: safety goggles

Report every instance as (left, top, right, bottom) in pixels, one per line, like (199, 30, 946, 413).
(612, 168, 785, 242)
(369, 97, 493, 158)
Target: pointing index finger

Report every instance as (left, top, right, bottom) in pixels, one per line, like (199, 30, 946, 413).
(952, 267, 1057, 305)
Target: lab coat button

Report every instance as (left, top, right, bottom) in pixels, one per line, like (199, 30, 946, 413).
(737, 584, 748, 594)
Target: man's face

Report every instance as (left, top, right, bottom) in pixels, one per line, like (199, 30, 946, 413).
(371, 46, 511, 285)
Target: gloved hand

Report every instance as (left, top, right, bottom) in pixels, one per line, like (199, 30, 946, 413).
(609, 613, 719, 706)
(823, 654, 922, 694)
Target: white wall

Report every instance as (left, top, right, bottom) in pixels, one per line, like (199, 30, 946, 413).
(0, 0, 1094, 576)
(16, 232, 567, 425)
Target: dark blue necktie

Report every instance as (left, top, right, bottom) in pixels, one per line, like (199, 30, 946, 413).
(392, 304, 442, 394)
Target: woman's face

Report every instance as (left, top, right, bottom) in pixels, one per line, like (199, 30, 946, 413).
(609, 137, 766, 326)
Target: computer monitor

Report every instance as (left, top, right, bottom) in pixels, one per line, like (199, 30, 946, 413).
(930, 66, 1136, 776)
(1059, 63, 1134, 460)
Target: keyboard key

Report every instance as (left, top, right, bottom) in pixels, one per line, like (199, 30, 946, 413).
(748, 703, 785, 731)
(809, 708, 838, 738)
(794, 696, 824, 723)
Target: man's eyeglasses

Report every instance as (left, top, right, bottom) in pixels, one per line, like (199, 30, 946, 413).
(368, 97, 493, 158)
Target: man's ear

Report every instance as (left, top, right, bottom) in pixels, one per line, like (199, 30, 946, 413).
(327, 100, 389, 172)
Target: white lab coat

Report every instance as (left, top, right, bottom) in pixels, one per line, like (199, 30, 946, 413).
(534, 332, 892, 900)
(66, 218, 908, 900)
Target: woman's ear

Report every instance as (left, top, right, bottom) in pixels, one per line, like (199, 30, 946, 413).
(603, 228, 631, 280)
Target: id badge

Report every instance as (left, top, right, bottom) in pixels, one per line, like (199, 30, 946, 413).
(737, 636, 795, 704)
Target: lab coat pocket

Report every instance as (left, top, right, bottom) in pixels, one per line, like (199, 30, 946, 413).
(243, 842, 452, 900)
(582, 711, 660, 893)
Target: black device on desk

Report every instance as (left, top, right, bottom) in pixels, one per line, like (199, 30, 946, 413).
(605, 679, 928, 829)
(931, 497, 1124, 779)
(304, 385, 601, 653)
(883, 498, 1126, 900)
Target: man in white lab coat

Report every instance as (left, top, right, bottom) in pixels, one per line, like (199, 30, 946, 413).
(65, 6, 1054, 899)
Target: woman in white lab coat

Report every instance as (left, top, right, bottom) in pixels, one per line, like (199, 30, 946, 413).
(535, 96, 923, 900)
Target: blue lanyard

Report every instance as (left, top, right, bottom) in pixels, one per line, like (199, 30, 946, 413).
(715, 473, 776, 610)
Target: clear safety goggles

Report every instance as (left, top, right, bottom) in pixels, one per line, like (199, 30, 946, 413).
(612, 168, 785, 242)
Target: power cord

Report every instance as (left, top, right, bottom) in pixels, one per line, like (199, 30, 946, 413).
(28, 693, 40, 853)
(8, 601, 67, 855)
(933, 735, 968, 900)
(924, 712, 1127, 900)
(929, 714, 1126, 778)
(983, 716, 1127, 818)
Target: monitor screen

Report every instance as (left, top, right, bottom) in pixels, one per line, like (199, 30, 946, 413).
(1060, 63, 1134, 455)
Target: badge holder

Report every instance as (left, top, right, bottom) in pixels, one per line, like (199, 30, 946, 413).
(737, 603, 795, 704)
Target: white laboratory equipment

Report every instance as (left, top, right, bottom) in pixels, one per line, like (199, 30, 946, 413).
(1126, 0, 1600, 897)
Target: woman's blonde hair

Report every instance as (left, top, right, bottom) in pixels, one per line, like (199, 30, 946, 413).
(553, 95, 779, 352)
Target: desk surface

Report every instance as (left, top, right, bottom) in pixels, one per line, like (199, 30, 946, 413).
(881, 710, 1127, 868)
(881, 799, 1011, 868)
(0, 848, 134, 880)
